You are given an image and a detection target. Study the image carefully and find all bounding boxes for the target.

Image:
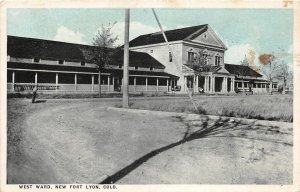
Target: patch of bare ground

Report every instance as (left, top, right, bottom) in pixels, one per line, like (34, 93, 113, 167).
(7, 98, 292, 184)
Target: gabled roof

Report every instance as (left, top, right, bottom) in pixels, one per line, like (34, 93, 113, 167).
(129, 24, 208, 47)
(7, 36, 165, 69)
(224, 63, 262, 78)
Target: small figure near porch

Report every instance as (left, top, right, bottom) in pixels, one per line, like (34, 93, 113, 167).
(32, 85, 38, 103)
(199, 87, 204, 93)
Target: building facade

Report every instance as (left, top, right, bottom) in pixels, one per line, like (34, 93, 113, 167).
(7, 24, 277, 94)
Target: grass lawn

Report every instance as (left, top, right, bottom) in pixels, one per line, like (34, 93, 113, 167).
(126, 95, 293, 122)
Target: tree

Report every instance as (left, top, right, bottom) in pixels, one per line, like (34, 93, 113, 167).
(276, 61, 292, 94)
(81, 23, 118, 97)
(258, 54, 278, 94)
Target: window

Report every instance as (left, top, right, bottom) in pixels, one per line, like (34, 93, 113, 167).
(215, 56, 221, 66)
(169, 52, 173, 62)
(58, 60, 64, 64)
(81, 61, 85, 66)
(202, 50, 209, 65)
(188, 51, 195, 63)
(149, 67, 153, 71)
(118, 64, 122, 69)
(135, 66, 139, 70)
(33, 58, 40, 63)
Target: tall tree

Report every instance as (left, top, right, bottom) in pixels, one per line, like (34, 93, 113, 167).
(276, 61, 292, 94)
(258, 54, 278, 94)
(81, 23, 118, 97)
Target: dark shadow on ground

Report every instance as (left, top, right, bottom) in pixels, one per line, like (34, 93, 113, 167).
(100, 112, 270, 184)
(33, 100, 47, 103)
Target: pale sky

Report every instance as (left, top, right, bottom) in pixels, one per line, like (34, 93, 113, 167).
(7, 8, 293, 65)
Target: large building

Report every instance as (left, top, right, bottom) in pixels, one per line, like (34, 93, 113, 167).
(7, 24, 277, 94)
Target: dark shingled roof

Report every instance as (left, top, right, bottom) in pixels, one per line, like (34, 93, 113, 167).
(224, 63, 262, 77)
(129, 24, 208, 47)
(8, 36, 88, 61)
(7, 36, 165, 69)
(110, 49, 165, 69)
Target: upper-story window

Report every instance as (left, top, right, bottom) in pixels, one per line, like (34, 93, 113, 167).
(215, 54, 221, 66)
(169, 52, 173, 62)
(58, 60, 64, 64)
(135, 66, 139, 70)
(202, 49, 209, 65)
(149, 67, 153, 71)
(81, 61, 85, 66)
(188, 51, 195, 63)
(33, 58, 40, 63)
(118, 64, 122, 69)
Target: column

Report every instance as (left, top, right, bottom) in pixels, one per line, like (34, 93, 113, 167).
(167, 78, 169, 92)
(224, 77, 228, 93)
(156, 77, 159, 92)
(92, 75, 94, 91)
(75, 73, 77, 91)
(146, 77, 148, 92)
(231, 78, 235, 92)
(108, 76, 110, 92)
(35, 72, 38, 85)
(134, 77, 136, 92)
(210, 76, 214, 93)
(203, 76, 207, 92)
(184, 76, 187, 92)
(195, 75, 199, 93)
(55, 73, 58, 91)
(12, 71, 15, 91)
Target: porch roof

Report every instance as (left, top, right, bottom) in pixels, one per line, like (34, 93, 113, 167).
(224, 63, 263, 78)
(7, 62, 178, 78)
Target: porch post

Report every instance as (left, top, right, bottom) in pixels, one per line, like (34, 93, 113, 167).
(195, 75, 199, 93)
(156, 77, 159, 92)
(35, 72, 38, 85)
(74, 73, 77, 91)
(203, 76, 206, 92)
(184, 76, 187, 92)
(231, 78, 235, 92)
(211, 75, 214, 93)
(224, 77, 228, 93)
(134, 77, 136, 92)
(107, 75, 110, 92)
(12, 71, 15, 91)
(92, 75, 94, 91)
(146, 77, 148, 92)
(167, 78, 169, 92)
(55, 73, 58, 91)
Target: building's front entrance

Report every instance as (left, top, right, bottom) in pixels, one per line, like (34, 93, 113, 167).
(215, 77, 223, 92)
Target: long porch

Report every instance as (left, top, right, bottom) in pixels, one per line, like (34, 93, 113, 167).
(183, 75, 278, 94)
(7, 69, 178, 94)
(184, 75, 235, 94)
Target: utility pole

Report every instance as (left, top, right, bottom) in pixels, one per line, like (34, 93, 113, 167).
(123, 8, 130, 108)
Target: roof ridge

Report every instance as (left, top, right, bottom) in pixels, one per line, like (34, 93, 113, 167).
(134, 24, 208, 38)
(7, 35, 91, 47)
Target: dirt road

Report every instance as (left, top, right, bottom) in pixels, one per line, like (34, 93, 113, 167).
(7, 98, 292, 184)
